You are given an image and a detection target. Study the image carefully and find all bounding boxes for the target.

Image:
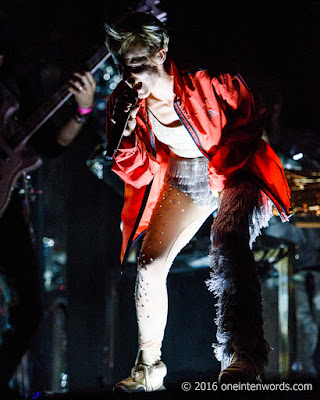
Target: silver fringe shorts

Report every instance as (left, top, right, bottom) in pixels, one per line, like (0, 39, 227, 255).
(165, 154, 218, 208)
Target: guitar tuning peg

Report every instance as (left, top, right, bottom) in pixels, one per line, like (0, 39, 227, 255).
(156, 12, 167, 23)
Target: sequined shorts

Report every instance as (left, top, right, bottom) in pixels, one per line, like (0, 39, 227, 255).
(165, 153, 218, 208)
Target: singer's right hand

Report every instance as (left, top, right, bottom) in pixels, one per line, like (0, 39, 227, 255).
(122, 104, 140, 136)
(111, 85, 139, 137)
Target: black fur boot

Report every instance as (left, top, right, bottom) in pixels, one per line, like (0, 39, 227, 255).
(207, 243, 269, 382)
(206, 179, 272, 382)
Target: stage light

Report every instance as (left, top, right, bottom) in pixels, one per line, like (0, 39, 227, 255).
(60, 372, 68, 389)
(44, 270, 53, 288)
(293, 153, 303, 161)
(43, 237, 55, 247)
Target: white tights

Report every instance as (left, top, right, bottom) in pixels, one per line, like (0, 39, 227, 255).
(135, 181, 217, 364)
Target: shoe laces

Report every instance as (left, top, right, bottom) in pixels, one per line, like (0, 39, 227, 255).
(131, 364, 153, 391)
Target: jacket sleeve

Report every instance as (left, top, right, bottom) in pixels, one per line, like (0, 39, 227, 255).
(106, 85, 159, 189)
(208, 73, 265, 185)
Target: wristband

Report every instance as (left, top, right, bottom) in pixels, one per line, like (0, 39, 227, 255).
(77, 106, 93, 115)
(74, 111, 91, 124)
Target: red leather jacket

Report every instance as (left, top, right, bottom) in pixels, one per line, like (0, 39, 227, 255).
(106, 60, 291, 261)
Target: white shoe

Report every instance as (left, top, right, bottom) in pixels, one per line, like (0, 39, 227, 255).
(113, 360, 167, 392)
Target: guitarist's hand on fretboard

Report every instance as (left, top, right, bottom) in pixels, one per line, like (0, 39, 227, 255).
(0, 70, 96, 215)
(68, 71, 96, 110)
(56, 71, 96, 147)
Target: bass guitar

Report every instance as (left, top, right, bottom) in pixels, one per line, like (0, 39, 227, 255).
(0, 0, 166, 217)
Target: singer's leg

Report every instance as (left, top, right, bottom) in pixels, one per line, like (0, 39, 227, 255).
(135, 181, 216, 364)
(114, 182, 217, 391)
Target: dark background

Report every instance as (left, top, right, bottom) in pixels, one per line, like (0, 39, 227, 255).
(2, 0, 320, 155)
(3, 0, 320, 128)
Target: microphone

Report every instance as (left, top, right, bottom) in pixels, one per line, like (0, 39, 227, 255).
(105, 87, 138, 160)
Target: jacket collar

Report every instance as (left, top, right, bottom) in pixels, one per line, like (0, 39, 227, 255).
(170, 59, 185, 104)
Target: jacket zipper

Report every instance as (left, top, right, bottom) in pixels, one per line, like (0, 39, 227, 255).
(174, 100, 210, 160)
(139, 111, 156, 158)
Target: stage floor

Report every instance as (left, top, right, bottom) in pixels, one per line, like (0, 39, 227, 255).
(22, 376, 320, 400)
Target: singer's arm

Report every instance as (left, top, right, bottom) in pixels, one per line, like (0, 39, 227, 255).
(106, 84, 160, 188)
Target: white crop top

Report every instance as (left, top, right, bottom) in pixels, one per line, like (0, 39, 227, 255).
(148, 109, 203, 158)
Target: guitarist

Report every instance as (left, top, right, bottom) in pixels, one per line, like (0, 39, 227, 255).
(0, 41, 96, 399)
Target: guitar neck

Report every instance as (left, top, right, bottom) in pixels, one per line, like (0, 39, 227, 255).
(11, 0, 167, 150)
(12, 46, 112, 149)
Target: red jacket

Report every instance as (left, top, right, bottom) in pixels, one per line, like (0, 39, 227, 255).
(106, 60, 291, 262)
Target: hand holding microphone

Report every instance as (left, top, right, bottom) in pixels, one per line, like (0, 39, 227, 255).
(111, 85, 139, 135)
(122, 103, 141, 137)
(106, 85, 139, 159)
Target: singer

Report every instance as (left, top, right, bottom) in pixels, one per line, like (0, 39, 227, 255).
(105, 12, 290, 392)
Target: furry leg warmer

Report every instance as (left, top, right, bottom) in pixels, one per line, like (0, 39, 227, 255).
(206, 179, 272, 371)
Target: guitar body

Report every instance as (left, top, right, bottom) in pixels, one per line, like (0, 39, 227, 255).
(0, 138, 42, 217)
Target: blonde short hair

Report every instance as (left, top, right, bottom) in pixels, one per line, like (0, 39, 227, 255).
(105, 12, 169, 62)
